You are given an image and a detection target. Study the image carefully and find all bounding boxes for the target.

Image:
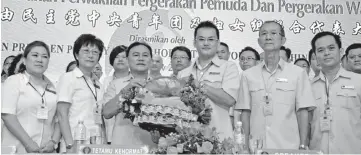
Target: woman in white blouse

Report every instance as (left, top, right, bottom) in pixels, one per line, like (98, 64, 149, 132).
(56, 34, 105, 153)
(1, 41, 60, 153)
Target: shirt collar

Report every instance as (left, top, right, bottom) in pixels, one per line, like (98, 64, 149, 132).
(72, 67, 100, 86)
(261, 57, 286, 72)
(73, 67, 84, 78)
(312, 66, 351, 83)
(192, 56, 224, 69)
(124, 73, 152, 82)
(113, 71, 130, 80)
(23, 71, 55, 89)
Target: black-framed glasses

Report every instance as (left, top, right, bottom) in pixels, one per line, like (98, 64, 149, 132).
(240, 57, 256, 62)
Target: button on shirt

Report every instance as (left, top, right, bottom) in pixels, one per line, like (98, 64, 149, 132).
(235, 58, 316, 149)
(1, 72, 57, 153)
(177, 56, 240, 140)
(56, 67, 104, 151)
(309, 68, 361, 154)
(101, 75, 157, 147)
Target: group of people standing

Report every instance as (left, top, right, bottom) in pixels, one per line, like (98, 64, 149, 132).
(1, 20, 360, 154)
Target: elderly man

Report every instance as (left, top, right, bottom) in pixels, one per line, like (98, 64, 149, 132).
(235, 21, 315, 150)
(149, 54, 163, 79)
(178, 21, 239, 140)
(217, 42, 230, 60)
(309, 32, 361, 154)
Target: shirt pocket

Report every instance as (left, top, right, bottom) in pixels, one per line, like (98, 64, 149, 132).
(274, 83, 296, 105)
(202, 75, 222, 88)
(336, 90, 359, 110)
(249, 83, 264, 105)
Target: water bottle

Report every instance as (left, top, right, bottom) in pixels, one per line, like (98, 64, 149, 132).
(233, 121, 246, 153)
(74, 120, 86, 145)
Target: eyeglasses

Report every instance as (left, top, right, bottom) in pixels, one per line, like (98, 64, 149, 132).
(81, 50, 100, 55)
(240, 57, 256, 62)
(172, 56, 189, 60)
(260, 31, 282, 38)
(196, 37, 218, 44)
(348, 54, 361, 60)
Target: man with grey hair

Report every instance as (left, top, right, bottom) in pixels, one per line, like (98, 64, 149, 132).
(235, 20, 315, 150)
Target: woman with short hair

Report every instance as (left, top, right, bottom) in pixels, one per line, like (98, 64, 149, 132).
(56, 34, 106, 153)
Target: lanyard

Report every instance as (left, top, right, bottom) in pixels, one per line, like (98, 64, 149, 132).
(28, 82, 47, 106)
(261, 67, 277, 104)
(195, 63, 212, 83)
(324, 75, 331, 110)
(82, 77, 97, 101)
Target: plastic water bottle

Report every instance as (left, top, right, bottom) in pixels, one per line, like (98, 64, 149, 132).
(74, 120, 86, 145)
(233, 121, 246, 153)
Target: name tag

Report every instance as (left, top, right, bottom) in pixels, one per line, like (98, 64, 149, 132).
(276, 78, 288, 82)
(209, 72, 220, 75)
(341, 85, 355, 89)
(37, 106, 48, 120)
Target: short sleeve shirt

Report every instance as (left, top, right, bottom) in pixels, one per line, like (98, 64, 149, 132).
(56, 67, 104, 139)
(101, 74, 156, 147)
(178, 56, 240, 140)
(309, 68, 361, 154)
(235, 59, 316, 149)
(1, 72, 57, 153)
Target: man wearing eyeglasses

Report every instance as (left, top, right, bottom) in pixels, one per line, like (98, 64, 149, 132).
(170, 46, 191, 77)
(239, 46, 261, 71)
(309, 32, 361, 154)
(345, 43, 361, 74)
(177, 21, 239, 140)
(235, 21, 315, 151)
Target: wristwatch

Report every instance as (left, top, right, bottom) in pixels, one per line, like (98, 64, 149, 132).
(66, 143, 73, 149)
(299, 144, 306, 150)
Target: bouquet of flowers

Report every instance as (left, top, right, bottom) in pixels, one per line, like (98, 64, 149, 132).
(179, 74, 212, 125)
(150, 122, 236, 154)
(119, 86, 141, 121)
(118, 77, 199, 135)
